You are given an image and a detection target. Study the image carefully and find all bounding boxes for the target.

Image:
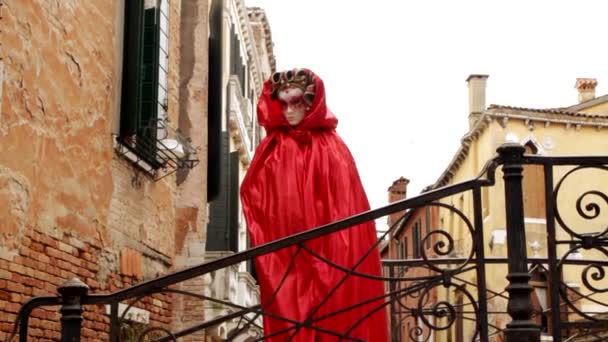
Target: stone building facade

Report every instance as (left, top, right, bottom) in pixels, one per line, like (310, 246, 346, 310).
(0, 0, 275, 340)
(201, 2, 275, 340)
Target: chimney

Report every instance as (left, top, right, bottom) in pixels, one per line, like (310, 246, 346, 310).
(387, 177, 410, 227)
(575, 78, 597, 103)
(466, 74, 489, 129)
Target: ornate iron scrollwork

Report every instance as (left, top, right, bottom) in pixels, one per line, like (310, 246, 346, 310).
(9, 150, 608, 342)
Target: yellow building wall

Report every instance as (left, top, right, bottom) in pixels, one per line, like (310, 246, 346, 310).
(433, 109, 608, 340)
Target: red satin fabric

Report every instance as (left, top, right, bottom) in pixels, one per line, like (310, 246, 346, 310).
(241, 71, 388, 341)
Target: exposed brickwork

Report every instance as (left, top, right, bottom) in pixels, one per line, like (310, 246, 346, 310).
(0, 0, 273, 339)
(387, 204, 439, 342)
(0, 0, 205, 340)
(387, 176, 410, 227)
(171, 277, 207, 342)
(0, 231, 176, 341)
(0, 228, 175, 341)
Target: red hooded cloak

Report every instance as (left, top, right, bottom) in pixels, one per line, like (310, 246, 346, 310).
(240, 70, 388, 341)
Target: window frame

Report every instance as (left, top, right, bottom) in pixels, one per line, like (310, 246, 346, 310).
(412, 219, 421, 259)
(118, 0, 170, 170)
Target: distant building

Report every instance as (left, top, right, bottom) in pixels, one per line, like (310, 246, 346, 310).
(202, 1, 275, 340)
(383, 76, 608, 341)
(385, 177, 441, 342)
(429, 75, 608, 341)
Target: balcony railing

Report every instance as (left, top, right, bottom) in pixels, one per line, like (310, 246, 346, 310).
(228, 76, 254, 157)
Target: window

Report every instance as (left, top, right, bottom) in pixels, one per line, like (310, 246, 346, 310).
(119, 0, 169, 168)
(207, 0, 222, 200)
(482, 186, 490, 218)
(398, 237, 408, 275)
(396, 240, 402, 259)
(229, 24, 254, 142)
(206, 140, 241, 252)
(230, 24, 248, 96)
(425, 207, 431, 249)
(522, 141, 546, 219)
(413, 220, 421, 259)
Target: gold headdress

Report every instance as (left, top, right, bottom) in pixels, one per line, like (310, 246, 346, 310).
(270, 68, 316, 105)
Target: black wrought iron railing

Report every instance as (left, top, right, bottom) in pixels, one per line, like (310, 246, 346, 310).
(6, 143, 608, 342)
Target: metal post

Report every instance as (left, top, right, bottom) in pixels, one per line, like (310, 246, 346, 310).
(57, 278, 89, 342)
(109, 302, 120, 342)
(472, 187, 489, 342)
(388, 264, 399, 342)
(497, 143, 540, 342)
(543, 164, 562, 341)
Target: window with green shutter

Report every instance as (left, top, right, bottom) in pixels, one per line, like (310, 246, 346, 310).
(412, 220, 421, 259)
(119, 0, 169, 169)
(206, 133, 231, 251)
(206, 133, 241, 253)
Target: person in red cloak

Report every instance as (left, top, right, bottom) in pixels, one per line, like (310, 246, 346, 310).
(240, 68, 388, 341)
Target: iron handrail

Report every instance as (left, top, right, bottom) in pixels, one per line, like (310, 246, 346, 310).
(64, 156, 502, 305)
(8, 153, 501, 342)
(8, 150, 608, 342)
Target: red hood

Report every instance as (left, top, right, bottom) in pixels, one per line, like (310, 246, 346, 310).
(257, 70, 338, 131)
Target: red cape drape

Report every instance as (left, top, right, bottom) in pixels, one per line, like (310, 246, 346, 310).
(240, 71, 388, 341)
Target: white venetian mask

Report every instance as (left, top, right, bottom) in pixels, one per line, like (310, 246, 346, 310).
(278, 87, 307, 126)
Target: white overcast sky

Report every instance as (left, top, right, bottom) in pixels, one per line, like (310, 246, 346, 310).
(245, 0, 608, 218)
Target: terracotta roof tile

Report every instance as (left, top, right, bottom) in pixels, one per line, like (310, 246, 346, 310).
(487, 104, 607, 118)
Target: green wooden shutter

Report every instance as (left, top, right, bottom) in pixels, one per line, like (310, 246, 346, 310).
(228, 151, 240, 253)
(120, 0, 144, 137)
(229, 24, 246, 96)
(206, 132, 240, 253)
(137, 6, 160, 165)
(246, 234, 257, 279)
(206, 134, 241, 253)
(120, 0, 162, 168)
(413, 221, 421, 259)
(207, 0, 223, 201)
(207, 133, 230, 251)
(238, 58, 245, 95)
(230, 25, 237, 75)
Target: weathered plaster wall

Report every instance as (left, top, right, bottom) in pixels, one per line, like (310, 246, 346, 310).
(171, 1, 211, 340)
(1, 0, 115, 249)
(0, 0, 206, 339)
(174, 0, 210, 256)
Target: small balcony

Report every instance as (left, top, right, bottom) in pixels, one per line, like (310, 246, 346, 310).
(228, 76, 255, 163)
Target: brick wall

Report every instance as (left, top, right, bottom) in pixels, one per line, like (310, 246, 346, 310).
(0, 0, 209, 340)
(390, 205, 439, 341)
(0, 228, 176, 341)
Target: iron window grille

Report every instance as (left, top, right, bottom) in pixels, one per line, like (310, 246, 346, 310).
(115, 118, 199, 180)
(117, 0, 197, 180)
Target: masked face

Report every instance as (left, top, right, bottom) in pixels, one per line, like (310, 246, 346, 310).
(278, 87, 308, 126)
